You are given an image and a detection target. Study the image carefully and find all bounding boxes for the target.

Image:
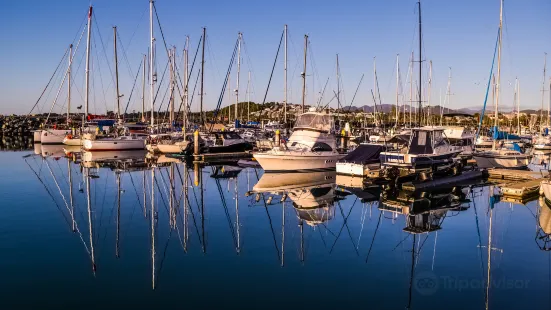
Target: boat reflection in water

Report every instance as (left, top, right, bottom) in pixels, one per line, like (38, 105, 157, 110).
(537, 193, 551, 251)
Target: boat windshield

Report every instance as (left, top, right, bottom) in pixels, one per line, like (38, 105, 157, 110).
(294, 113, 334, 132)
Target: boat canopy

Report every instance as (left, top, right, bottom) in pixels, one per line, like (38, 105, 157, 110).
(338, 144, 384, 165)
(294, 112, 334, 132)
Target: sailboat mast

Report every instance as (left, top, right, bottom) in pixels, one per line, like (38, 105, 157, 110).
(284, 24, 288, 124)
(84, 6, 92, 121)
(200, 27, 206, 126)
(409, 52, 413, 127)
(235, 32, 242, 122)
(114, 27, 121, 119)
(141, 54, 146, 122)
(169, 48, 175, 128)
(444, 68, 451, 126)
(247, 71, 251, 123)
(395, 54, 399, 126)
(541, 54, 547, 130)
(428, 60, 433, 126)
(493, 0, 503, 151)
(418, 0, 423, 125)
(337, 54, 340, 109)
(67, 44, 72, 126)
(301, 35, 308, 113)
(150, 0, 156, 127)
(183, 36, 189, 133)
(515, 78, 520, 134)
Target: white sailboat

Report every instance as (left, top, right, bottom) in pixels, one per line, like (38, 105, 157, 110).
(473, 0, 531, 169)
(82, 26, 146, 152)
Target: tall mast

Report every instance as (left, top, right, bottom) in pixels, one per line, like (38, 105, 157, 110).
(235, 32, 242, 122)
(374, 56, 377, 123)
(247, 71, 251, 123)
(337, 54, 340, 109)
(395, 54, 399, 126)
(67, 44, 72, 125)
(284, 24, 288, 124)
(113, 27, 121, 120)
(84, 6, 93, 121)
(183, 36, 189, 133)
(301, 35, 308, 113)
(200, 27, 206, 126)
(150, 0, 156, 127)
(417, 0, 423, 125)
(443, 67, 451, 126)
(409, 51, 413, 127)
(141, 54, 146, 122)
(516, 78, 520, 134)
(493, 0, 503, 151)
(428, 60, 433, 126)
(542, 53, 547, 128)
(169, 47, 175, 128)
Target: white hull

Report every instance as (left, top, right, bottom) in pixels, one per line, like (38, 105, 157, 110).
(156, 141, 189, 154)
(534, 144, 551, 150)
(41, 129, 71, 144)
(63, 137, 82, 146)
(473, 154, 531, 169)
(541, 180, 551, 201)
(33, 130, 42, 143)
(253, 152, 345, 172)
(83, 138, 145, 151)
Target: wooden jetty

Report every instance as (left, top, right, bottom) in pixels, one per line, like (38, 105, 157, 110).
(500, 179, 542, 198)
(487, 168, 548, 181)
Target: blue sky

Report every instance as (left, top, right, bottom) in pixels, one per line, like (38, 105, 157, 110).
(1, 0, 550, 115)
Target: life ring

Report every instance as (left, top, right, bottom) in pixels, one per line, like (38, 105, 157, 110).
(66, 134, 73, 139)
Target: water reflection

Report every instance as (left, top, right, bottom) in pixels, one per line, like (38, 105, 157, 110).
(14, 144, 550, 308)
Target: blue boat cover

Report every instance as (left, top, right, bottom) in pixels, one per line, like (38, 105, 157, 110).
(491, 126, 520, 140)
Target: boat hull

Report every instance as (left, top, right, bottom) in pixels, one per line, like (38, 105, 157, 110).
(83, 139, 146, 151)
(63, 137, 82, 146)
(253, 152, 345, 172)
(41, 129, 71, 144)
(33, 130, 42, 143)
(208, 142, 252, 154)
(473, 153, 531, 169)
(156, 141, 189, 154)
(534, 144, 551, 150)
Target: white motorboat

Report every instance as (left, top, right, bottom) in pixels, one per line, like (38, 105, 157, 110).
(254, 111, 345, 172)
(204, 131, 252, 153)
(472, 149, 531, 169)
(380, 127, 462, 175)
(443, 126, 475, 155)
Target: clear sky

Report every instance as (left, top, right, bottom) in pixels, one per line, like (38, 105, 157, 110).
(1, 0, 550, 115)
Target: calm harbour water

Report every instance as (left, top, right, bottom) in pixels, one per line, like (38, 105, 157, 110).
(1, 146, 550, 309)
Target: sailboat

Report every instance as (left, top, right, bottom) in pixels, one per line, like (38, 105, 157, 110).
(82, 26, 146, 152)
(533, 55, 551, 150)
(473, 0, 531, 169)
